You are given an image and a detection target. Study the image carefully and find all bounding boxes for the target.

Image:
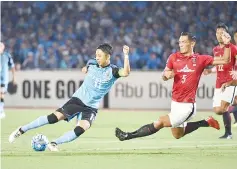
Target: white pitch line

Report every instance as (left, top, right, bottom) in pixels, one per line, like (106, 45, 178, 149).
(70, 143, 237, 152)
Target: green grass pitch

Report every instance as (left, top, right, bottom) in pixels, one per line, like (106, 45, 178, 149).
(1, 109, 237, 169)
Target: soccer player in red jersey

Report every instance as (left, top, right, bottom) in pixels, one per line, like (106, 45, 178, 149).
(115, 32, 231, 141)
(204, 23, 237, 139)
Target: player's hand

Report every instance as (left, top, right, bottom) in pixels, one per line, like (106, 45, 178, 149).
(221, 82, 230, 92)
(123, 45, 129, 56)
(221, 31, 231, 45)
(203, 69, 211, 75)
(82, 66, 88, 74)
(230, 70, 237, 80)
(163, 70, 174, 79)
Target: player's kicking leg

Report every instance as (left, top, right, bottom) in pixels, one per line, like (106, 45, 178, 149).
(9, 111, 64, 143)
(47, 112, 95, 152)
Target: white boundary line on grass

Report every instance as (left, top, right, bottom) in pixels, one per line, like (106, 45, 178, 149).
(78, 143, 237, 151)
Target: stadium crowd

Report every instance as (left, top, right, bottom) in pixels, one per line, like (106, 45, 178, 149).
(1, 1, 237, 70)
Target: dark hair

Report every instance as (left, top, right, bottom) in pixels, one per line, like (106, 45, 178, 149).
(216, 22, 229, 32)
(97, 43, 113, 55)
(234, 30, 237, 34)
(180, 32, 196, 42)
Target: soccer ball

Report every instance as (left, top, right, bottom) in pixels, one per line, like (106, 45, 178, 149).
(31, 134, 49, 151)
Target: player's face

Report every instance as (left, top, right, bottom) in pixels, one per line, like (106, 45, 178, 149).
(179, 36, 193, 54)
(95, 49, 110, 67)
(234, 32, 237, 45)
(216, 28, 226, 43)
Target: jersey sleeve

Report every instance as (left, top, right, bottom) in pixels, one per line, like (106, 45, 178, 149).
(201, 55, 214, 67)
(166, 54, 174, 69)
(111, 64, 121, 78)
(86, 59, 97, 68)
(7, 53, 15, 68)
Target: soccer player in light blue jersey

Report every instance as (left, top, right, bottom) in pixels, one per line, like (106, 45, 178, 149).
(0, 42, 16, 119)
(9, 43, 130, 151)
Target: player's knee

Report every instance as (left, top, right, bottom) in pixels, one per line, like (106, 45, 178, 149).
(153, 120, 162, 129)
(77, 120, 91, 131)
(172, 134, 183, 139)
(47, 113, 59, 124)
(171, 128, 184, 139)
(74, 126, 85, 137)
(213, 108, 224, 115)
(157, 116, 171, 127)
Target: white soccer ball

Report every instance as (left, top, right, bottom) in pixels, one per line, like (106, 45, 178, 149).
(31, 134, 49, 151)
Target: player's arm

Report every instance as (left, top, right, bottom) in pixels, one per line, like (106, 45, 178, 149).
(82, 59, 97, 74)
(203, 67, 216, 75)
(162, 67, 174, 81)
(212, 32, 231, 65)
(221, 80, 237, 92)
(162, 54, 174, 81)
(81, 66, 88, 74)
(118, 45, 130, 77)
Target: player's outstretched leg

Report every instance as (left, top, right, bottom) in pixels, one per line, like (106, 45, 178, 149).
(115, 116, 220, 141)
(48, 120, 90, 152)
(219, 112, 232, 139)
(115, 115, 171, 141)
(9, 112, 64, 143)
(184, 116, 220, 136)
(115, 123, 158, 141)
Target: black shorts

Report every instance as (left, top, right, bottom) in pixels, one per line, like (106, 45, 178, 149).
(56, 97, 97, 125)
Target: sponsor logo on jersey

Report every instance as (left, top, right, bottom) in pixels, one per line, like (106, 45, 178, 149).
(177, 65, 195, 73)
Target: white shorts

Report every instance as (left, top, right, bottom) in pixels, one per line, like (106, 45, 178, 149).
(213, 86, 237, 107)
(168, 101, 196, 128)
(0, 83, 8, 93)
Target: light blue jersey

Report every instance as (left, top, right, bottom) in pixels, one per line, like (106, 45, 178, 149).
(72, 59, 121, 109)
(0, 52, 14, 85)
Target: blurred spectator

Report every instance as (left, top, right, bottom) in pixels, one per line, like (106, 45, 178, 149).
(21, 52, 35, 70)
(1, 1, 237, 70)
(146, 52, 162, 70)
(113, 54, 123, 68)
(129, 47, 140, 69)
(59, 50, 71, 69)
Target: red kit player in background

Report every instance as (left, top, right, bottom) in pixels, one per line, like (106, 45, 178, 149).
(204, 23, 237, 139)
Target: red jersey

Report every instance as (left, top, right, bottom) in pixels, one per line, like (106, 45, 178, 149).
(166, 52, 213, 103)
(213, 43, 237, 88)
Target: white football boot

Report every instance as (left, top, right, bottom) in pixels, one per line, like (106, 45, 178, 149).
(47, 142, 59, 152)
(9, 126, 23, 143)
